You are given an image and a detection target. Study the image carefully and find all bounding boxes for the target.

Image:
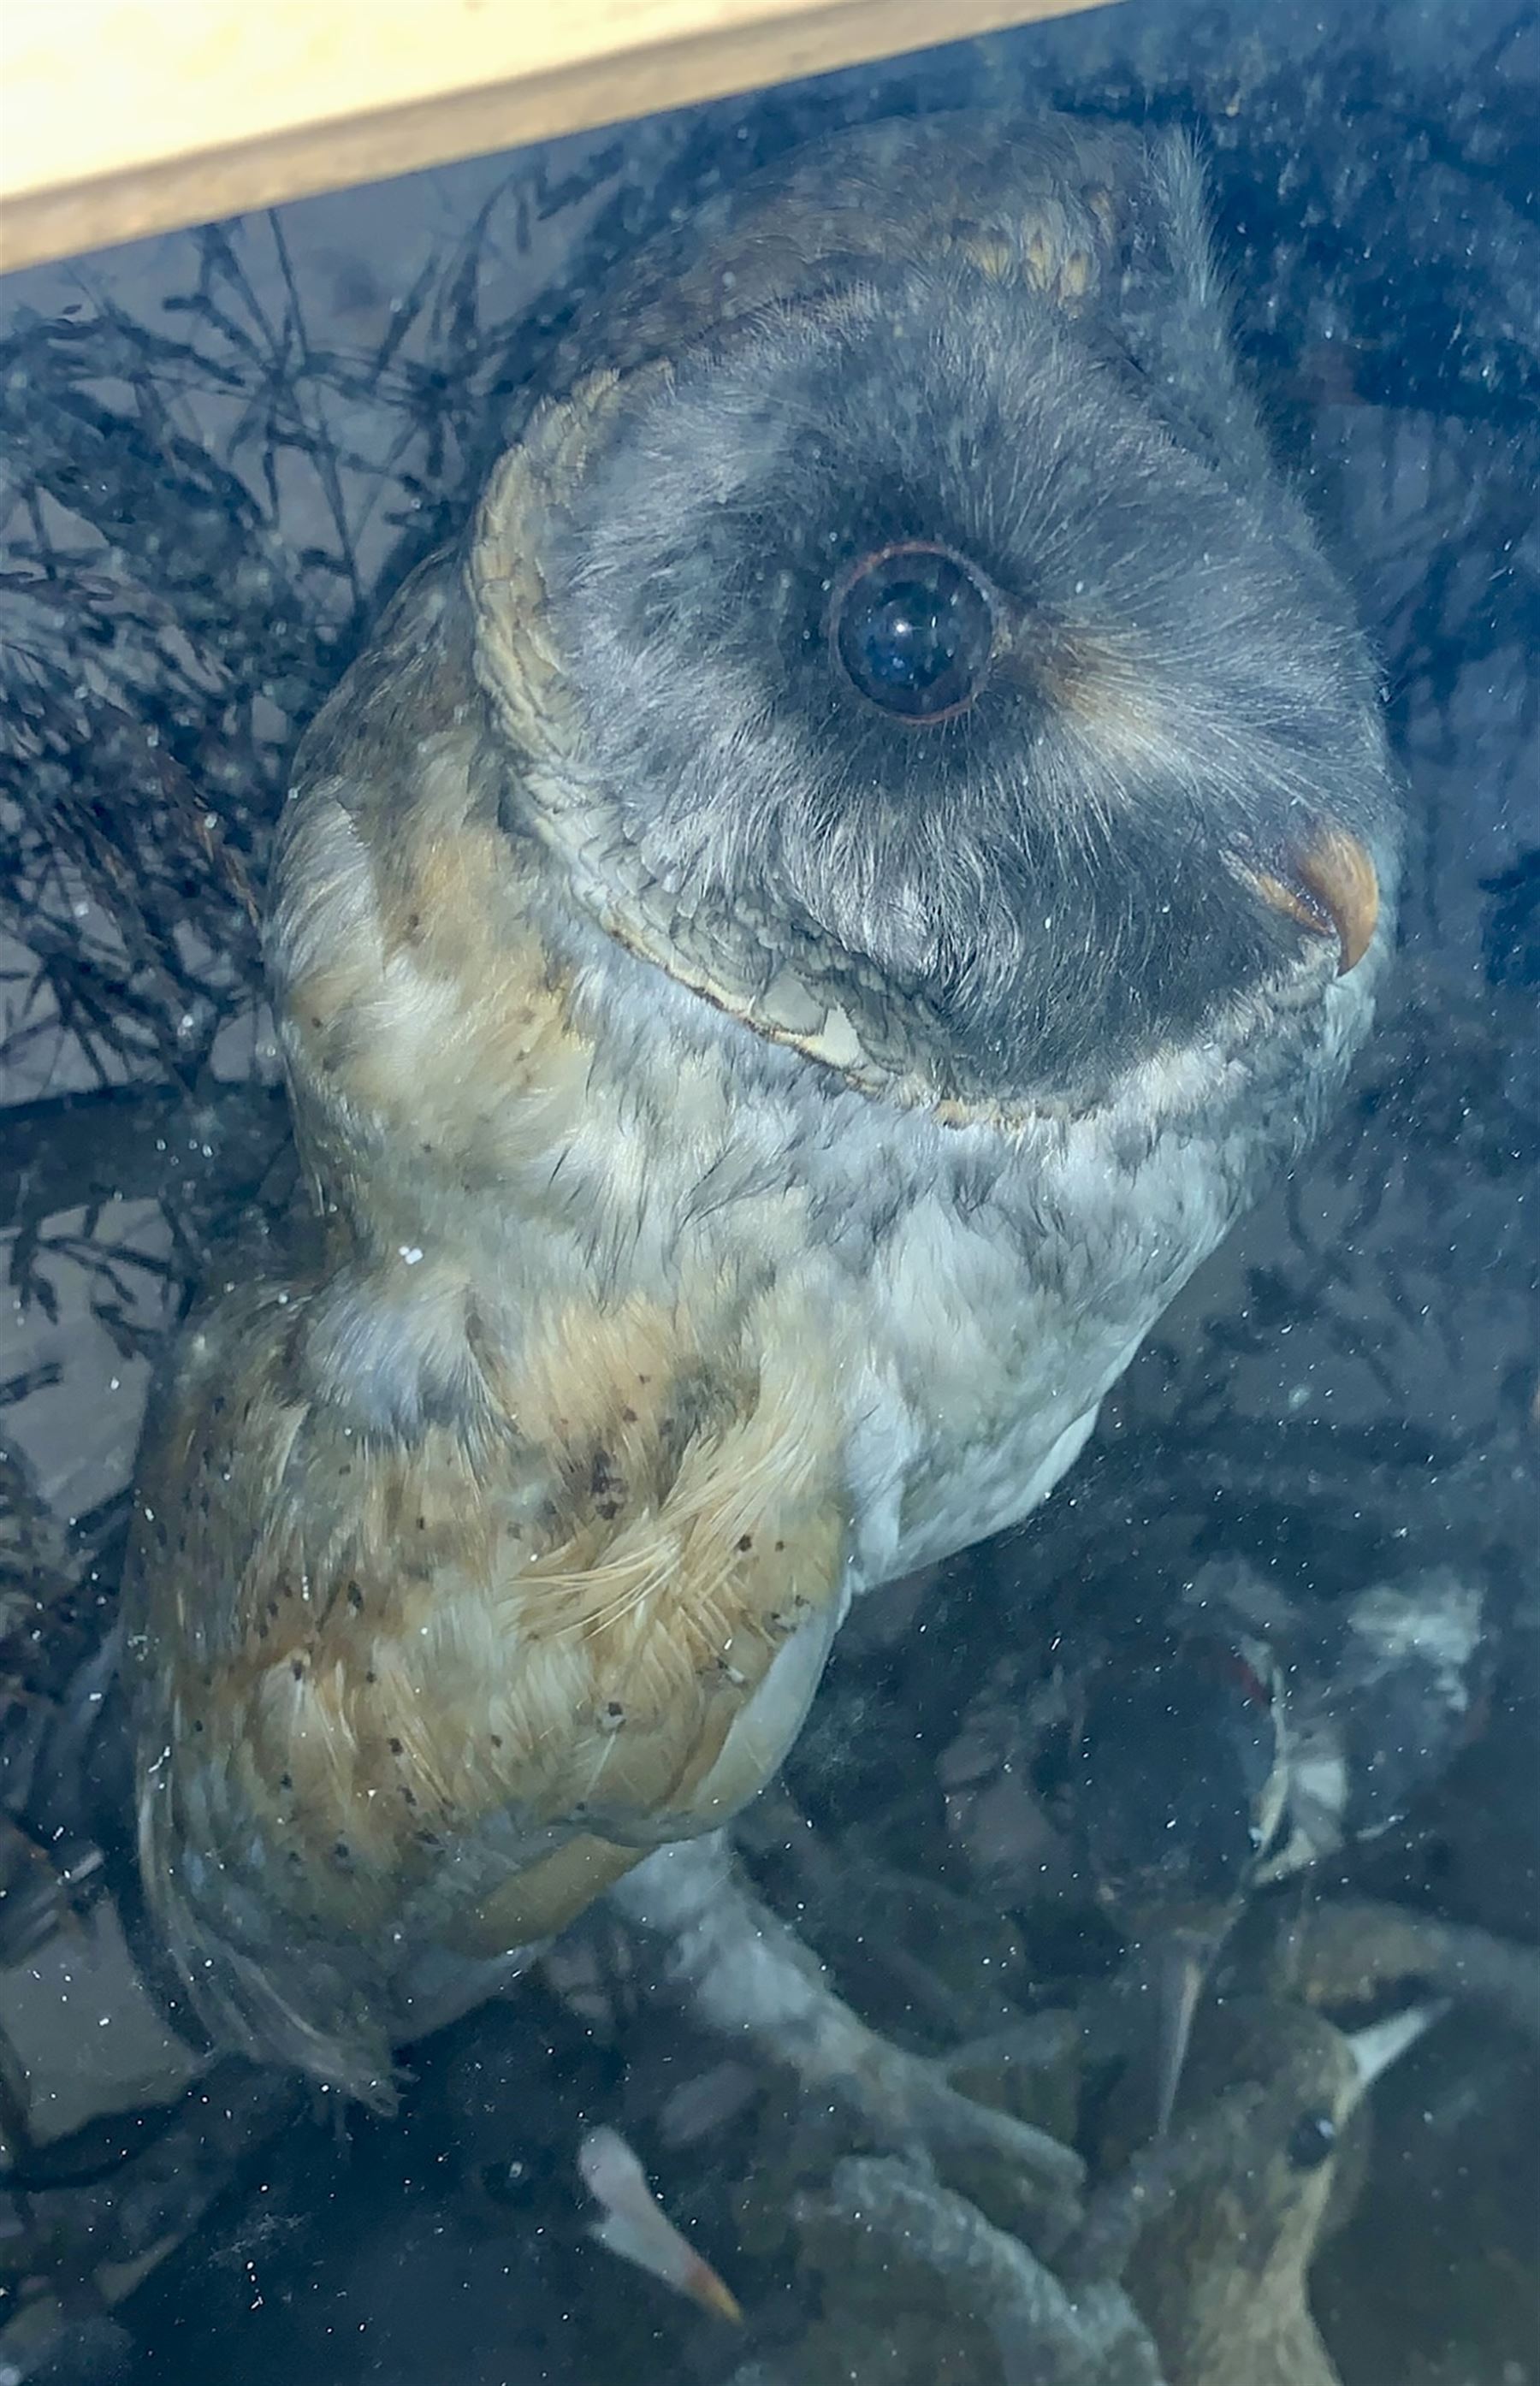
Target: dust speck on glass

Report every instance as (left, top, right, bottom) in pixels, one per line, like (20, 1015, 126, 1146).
(0, 3, 1535, 2383)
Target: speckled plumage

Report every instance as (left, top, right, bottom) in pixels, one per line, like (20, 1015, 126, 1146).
(121, 110, 1401, 2105)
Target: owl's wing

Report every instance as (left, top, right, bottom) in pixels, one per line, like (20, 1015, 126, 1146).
(124, 1271, 850, 2095)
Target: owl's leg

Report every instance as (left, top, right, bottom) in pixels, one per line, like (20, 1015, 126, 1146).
(610, 1834, 1084, 2240)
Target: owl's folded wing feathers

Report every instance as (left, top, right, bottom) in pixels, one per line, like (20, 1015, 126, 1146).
(124, 1272, 850, 2097)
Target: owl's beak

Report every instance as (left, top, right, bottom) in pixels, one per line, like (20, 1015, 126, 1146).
(1248, 826, 1380, 975)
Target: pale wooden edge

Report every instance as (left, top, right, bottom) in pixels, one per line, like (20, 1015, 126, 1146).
(0, 0, 1116, 275)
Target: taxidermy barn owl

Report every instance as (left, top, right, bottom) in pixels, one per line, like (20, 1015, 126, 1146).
(121, 109, 1399, 2210)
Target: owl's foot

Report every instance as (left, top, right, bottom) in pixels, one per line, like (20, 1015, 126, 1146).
(792, 2155, 1163, 2386)
(610, 1838, 1084, 2241)
(830, 2019, 1084, 2242)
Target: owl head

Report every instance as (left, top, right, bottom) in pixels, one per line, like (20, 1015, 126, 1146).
(459, 114, 1401, 1119)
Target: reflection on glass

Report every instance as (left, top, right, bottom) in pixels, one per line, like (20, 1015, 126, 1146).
(0, 8, 1534, 2383)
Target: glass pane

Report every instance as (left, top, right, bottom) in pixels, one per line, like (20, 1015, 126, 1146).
(2, 6, 1535, 2382)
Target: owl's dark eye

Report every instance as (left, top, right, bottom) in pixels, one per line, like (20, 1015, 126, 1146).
(832, 542, 996, 722)
(1285, 2111, 1337, 2171)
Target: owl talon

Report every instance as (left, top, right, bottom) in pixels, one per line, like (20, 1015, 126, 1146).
(840, 2037, 1084, 2243)
(791, 2155, 1161, 2386)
